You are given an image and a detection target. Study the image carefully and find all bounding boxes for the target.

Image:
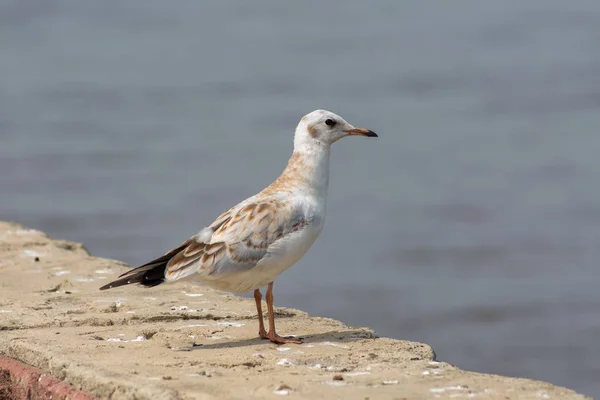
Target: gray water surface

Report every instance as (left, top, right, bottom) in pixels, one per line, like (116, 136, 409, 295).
(2, 1, 600, 397)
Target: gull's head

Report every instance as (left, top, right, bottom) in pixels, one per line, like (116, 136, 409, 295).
(294, 109, 378, 151)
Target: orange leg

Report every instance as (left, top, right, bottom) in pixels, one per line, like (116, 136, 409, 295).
(265, 282, 302, 344)
(254, 289, 268, 339)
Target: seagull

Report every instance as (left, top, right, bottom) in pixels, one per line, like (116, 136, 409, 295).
(99, 109, 378, 344)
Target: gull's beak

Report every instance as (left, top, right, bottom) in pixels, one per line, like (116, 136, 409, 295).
(344, 127, 378, 138)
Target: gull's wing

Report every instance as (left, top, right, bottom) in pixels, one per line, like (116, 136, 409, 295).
(164, 198, 307, 281)
(99, 197, 308, 290)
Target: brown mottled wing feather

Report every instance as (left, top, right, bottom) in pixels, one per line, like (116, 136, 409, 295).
(164, 199, 307, 281)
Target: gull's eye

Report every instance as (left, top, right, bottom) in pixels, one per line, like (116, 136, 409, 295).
(325, 118, 336, 127)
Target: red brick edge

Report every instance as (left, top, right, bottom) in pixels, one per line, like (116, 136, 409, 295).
(0, 355, 96, 400)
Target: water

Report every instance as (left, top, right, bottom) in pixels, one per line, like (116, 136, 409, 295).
(1, 1, 600, 396)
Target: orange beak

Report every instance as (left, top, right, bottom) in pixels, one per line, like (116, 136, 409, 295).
(344, 127, 378, 137)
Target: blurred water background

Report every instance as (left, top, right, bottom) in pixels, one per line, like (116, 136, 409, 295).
(1, 1, 599, 396)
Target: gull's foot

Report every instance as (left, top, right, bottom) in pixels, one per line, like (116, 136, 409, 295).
(258, 329, 268, 340)
(266, 332, 303, 345)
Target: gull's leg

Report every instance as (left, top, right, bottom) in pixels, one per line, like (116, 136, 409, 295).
(265, 281, 302, 344)
(253, 289, 268, 339)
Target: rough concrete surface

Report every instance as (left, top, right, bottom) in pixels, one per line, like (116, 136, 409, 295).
(0, 221, 590, 400)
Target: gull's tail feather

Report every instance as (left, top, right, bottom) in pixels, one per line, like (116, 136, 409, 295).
(98, 263, 165, 290)
(99, 241, 189, 291)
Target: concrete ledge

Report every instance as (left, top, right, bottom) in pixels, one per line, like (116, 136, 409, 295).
(0, 221, 590, 399)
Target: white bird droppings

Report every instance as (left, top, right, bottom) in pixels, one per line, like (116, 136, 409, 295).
(423, 369, 442, 375)
(216, 321, 244, 327)
(22, 250, 41, 258)
(72, 277, 95, 283)
(171, 305, 198, 312)
(430, 386, 467, 393)
(274, 385, 293, 395)
(277, 359, 295, 366)
(107, 336, 146, 343)
(94, 269, 113, 274)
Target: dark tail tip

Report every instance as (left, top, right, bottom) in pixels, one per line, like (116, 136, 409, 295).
(98, 264, 166, 291)
(99, 241, 189, 291)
